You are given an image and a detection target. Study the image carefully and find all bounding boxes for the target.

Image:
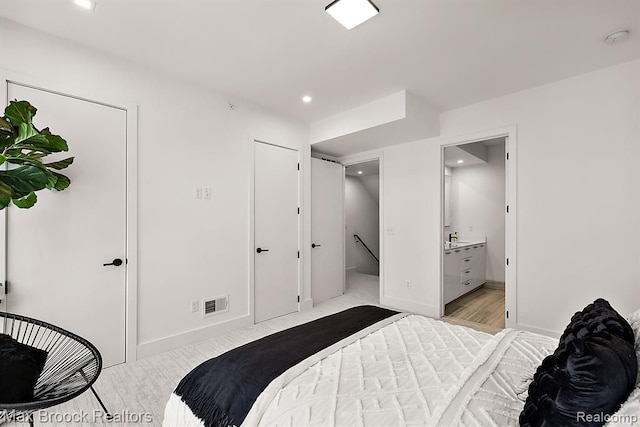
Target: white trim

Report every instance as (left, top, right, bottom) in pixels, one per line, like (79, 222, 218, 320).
(516, 323, 561, 339)
(137, 314, 253, 359)
(300, 298, 313, 311)
(301, 144, 312, 310)
(380, 295, 437, 317)
(0, 71, 139, 362)
(0, 77, 6, 312)
(249, 138, 302, 324)
(248, 136, 256, 324)
(337, 151, 384, 303)
(437, 126, 518, 328)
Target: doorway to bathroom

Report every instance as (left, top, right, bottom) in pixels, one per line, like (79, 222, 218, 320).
(441, 136, 509, 333)
(344, 160, 380, 304)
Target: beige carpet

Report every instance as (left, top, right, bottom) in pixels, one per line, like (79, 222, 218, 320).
(6, 271, 380, 426)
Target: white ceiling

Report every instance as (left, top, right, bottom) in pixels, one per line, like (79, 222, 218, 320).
(345, 160, 379, 176)
(1, 1, 639, 123)
(444, 137, 505, 168)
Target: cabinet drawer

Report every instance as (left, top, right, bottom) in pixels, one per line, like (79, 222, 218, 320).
(461, 268, 472, 283)
(460, 256, 472, 270)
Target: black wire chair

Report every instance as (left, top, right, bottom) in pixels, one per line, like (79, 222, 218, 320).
(0, 312, 111, 427)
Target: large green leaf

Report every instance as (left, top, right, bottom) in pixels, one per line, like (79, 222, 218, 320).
(0, 117, 12, 132)
(12, 191, 37, 209)
(4, 100, 36, 126)
(0, 181, 12, 210)
(43, 134, 69, 152)
(15, 122, 39, 144)
(0, 165, 49, 196)
(0, 100, 73, 210)
(44, 157, 74, 170)
(51, 171, 71, 191)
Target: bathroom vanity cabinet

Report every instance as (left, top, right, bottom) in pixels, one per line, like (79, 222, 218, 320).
(443, 242, 486, 304)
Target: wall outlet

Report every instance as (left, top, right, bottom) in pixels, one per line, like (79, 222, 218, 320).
(190, 300, 199, 313)
(406, 280, 411, 289)
(194, 187, 202, 199)
(203, 187, 211, 199)
(468, 225, 473, 232)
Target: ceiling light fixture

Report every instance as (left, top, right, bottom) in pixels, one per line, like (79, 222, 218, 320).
(74, 0, 95, 10)
(357, 170, 363, 175)
(325, 0, 379, 30)
(302, 95, 312, 103)
(604, 30, 630, 45)
(457, 160, 464, 164)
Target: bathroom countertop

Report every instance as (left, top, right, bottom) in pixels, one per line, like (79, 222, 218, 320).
(444, 241, 485, 251)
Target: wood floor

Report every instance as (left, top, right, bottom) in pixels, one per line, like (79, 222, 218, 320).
(443, 286, 505, 334)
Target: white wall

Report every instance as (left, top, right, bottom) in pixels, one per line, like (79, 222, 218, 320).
(345, 175, 379, 275)
(439, 59, 640, 334)
(0, 19, 309, 357)
(341, 58, 640, 336)
(451, 144, 505, 281)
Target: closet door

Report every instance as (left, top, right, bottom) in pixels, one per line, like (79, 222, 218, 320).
(5, 83, 127, 367)
(311, 158, 344, 303)
(254, 141, 299, 323)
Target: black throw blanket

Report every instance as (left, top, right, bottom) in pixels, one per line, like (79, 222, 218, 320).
(174, 305, 399, 427)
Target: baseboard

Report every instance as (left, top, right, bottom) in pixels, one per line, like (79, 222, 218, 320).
(380, 295, 438, 317)
(484, 280, 504, 290)
(516, 323, 561, 339)
(345, 266, 358, 271)
(137, 314, 253, 359)
(483, 280, 505, 291)
(300, 298, 313, 311)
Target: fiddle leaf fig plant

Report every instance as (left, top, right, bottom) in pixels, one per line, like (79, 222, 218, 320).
(0, 100, 74, 210)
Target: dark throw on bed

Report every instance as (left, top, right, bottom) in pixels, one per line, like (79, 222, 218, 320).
(174, 305, 399, 427)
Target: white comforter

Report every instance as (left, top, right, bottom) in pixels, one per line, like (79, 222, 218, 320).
(164, 314, 558, 427)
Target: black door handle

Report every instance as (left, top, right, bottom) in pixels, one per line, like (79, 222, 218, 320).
(311, 243, 322, 248)
(103, 258, 123, 267)
(256, 248, 269, 254)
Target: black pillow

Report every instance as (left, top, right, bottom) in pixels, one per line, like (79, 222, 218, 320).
(556, 299, 635, 352)
(0, 333, 48, 403)
(520, 299, 638, 427)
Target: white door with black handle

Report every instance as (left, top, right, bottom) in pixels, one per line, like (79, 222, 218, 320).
(311, 157, 345, 303)
(5, 83, 127, 367)
(254, 141, 299, 323)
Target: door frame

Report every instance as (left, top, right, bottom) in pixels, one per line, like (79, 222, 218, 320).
(438, 125, 517, 328)
(337, 151, 384, 302)
(0, 71, 139, 362)
(249, 138, 301, 324)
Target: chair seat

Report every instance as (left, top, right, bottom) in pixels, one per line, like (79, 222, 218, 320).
(0, 312, 103, 414)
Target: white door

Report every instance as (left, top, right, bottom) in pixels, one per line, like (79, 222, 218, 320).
(6, 83, 127, 367)
(254, 141, 299, 323)
(311, 158, 344, 303)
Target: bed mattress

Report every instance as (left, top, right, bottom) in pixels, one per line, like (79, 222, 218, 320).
(163, 309, 558, 427)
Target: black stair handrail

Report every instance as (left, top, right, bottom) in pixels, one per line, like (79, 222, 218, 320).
(353, 234, 379, 264)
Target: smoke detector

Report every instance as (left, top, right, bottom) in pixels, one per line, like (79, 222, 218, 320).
(604, 30, 630, 45)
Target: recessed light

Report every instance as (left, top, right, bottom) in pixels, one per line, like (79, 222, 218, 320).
(74, 0, 95, 10)
(604, 30, 630, 45)
(457, 160, 464, 164)
(357, 170, 363, 175)
(302, 95, 312, 103)
(325, 0, 379, 30)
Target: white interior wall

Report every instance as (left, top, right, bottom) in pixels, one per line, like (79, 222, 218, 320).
(345, 175, 380, 276)
(439, 59, 640, 334)
(0, 19, 309, 357)
(340, 58, 640, 336)
(451, 144, 505, 281)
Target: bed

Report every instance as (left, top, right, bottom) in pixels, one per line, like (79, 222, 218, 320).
(163, 301, 640, 427)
